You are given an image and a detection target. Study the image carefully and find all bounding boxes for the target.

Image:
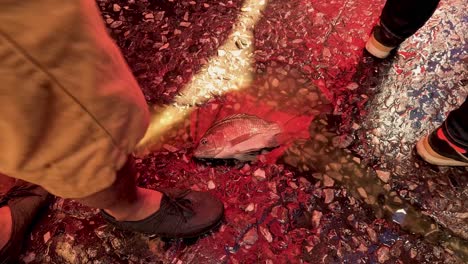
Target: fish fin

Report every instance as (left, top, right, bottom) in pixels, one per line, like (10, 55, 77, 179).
(216, 114, 262, 125)
(204, 114, 258, 136)
(233, 152, 259, 161)
(229, 132, 261, 146)
(213, 114, 255, 126)
(221, 113, 257, 121)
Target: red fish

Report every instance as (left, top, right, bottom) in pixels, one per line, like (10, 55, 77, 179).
(193, 114, 282, 161)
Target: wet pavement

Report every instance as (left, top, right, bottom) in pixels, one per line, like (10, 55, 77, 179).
(15, 0, 467, 263)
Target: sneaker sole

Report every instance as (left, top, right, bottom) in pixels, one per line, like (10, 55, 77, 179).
(416, 136, 468, 166)
(365, 34, 394, 59)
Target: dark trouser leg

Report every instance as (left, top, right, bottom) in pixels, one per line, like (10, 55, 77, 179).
(444, 97, 468, 148)
(377, 0, 440, 46)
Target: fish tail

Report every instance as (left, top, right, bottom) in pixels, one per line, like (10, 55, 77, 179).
(268, 132, 283, 146)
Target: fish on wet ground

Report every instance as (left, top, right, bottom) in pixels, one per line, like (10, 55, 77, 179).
(193, 114, 283, 161)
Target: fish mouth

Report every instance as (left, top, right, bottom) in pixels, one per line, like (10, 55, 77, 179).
(192, 150, 203, 157)
(193, 152, 209, 158)
(193, 148, 212, 158)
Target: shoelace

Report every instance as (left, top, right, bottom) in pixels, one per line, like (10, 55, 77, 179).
(163, 190, 195, 223)
(0, 184, 40, 207)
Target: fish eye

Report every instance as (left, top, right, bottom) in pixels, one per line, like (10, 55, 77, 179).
(200, 138, 208, 145)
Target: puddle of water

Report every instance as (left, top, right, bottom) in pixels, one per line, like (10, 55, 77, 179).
(280, 115, 468, 261)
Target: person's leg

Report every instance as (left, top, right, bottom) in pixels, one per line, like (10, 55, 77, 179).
(416, 97, 468, 166)
(0, 2, 223, 262)
(0, 156, 223, 263)
(366, 0, 441, 58)
(76, 156, 163, 222)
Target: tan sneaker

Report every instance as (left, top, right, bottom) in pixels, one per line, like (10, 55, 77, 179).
(365, 24, 403, 59)
(416, 126, 468, 166)
(365, 33, 396, 59)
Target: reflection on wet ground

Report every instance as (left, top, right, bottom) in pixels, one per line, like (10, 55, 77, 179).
(283, 114, 468, 258)
(18, 0, 467, 263)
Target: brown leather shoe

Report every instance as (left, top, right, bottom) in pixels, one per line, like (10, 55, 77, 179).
(101, 189, 224, 238)
(0, 183, 50, 264)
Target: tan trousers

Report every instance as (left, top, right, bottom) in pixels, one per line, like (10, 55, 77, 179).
(0, 0, 150, 198)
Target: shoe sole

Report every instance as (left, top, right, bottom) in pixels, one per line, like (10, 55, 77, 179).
(161, 206, 225, 240)
(416, 136, 468, 166)
(365, 34, 394, 59)
(159, 216, 224, 240)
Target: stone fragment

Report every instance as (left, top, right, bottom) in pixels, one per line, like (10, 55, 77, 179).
(288, 181, 298, 189)
(376, 170, 391, 183)
(366, 227, 377, 243)
(145, 13, 154, 19)
(22, 252, 36, 263)
(207, 180, 216, 189)
(43, 232, 51, 243)
(110, 21, 123, 29)
(245, 203, 255, 212)
(454, 212, 468, 219)
(260, 226, 273, 242)
(311, 210, 322, 228)
(162, 144, 178, 152)
(323, 175, 335, 187)
(111, 238, 122, 250)
(376, 246, 391, 263)
(329, 162, 342, 171)
(315, 134, 328, 143)
(352, 157, 361, 164)
(243, 228, 258, 245)
(240, 163, 251, 174)
(271, 78, 280, 87)
(358, 243, 368, 252)
(155, 11, 165, 21)
(253, 168, 266, 180)
(390, 240, 403, 257)
(324, 189, 334, 204)
(346, 82, 359, 90)
(113, 4, 121, 12)
(307, 92, 319, 101)
(357, 187, 368, 199)
(271, 206, 288, 223)
(159, 43, 170, 50)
